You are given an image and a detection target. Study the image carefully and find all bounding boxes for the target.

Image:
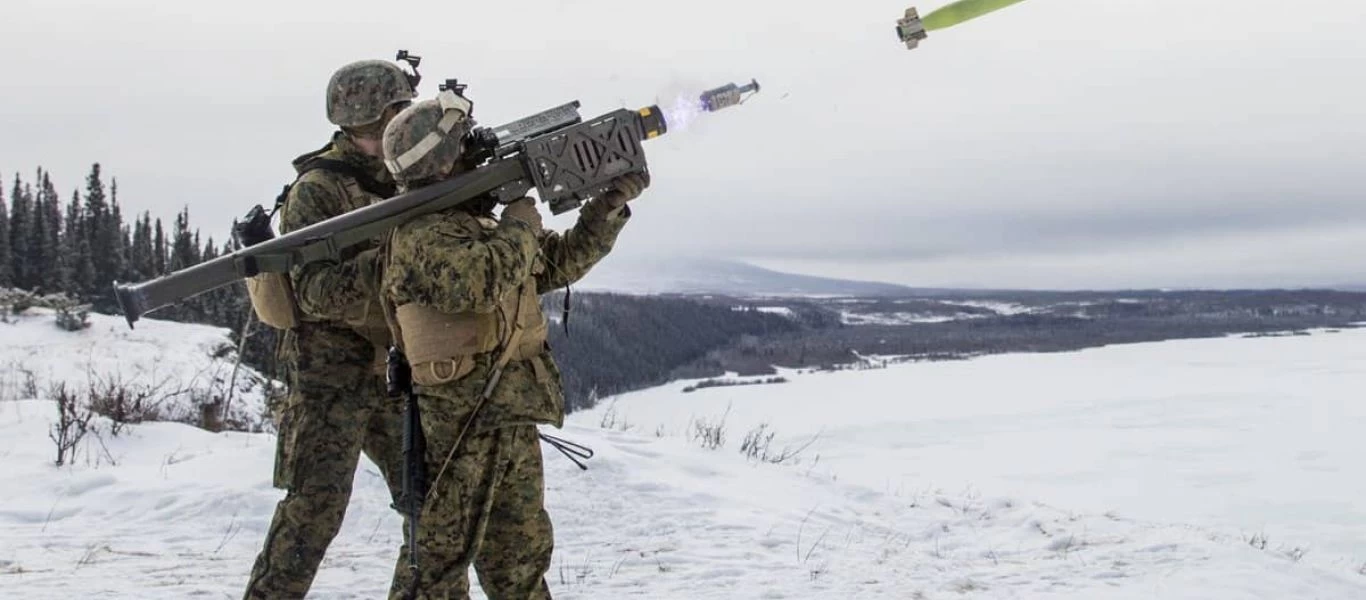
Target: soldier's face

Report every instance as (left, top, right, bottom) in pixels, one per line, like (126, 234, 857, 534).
(351, 102, 411, 158)
(352, 134, 384, 157)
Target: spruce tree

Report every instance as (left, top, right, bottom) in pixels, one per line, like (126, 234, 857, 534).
(153, 218, 167, 275)
(84, 164, 123, 301)
(27, 170, 55, 294)
(108, 177, 129, 287)
(170, 207, 198, 271)
(63, 190, 94, 298)
(0, 175, 10, 288)
(38, 172, 64, 295)
(9, 174, 33, 290)
(130, 212, 154, 281)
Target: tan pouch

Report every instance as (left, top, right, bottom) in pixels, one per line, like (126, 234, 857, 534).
(395, 304, 500, 364)
(248, 273, 299, 330)
(412, 356, 477, 387)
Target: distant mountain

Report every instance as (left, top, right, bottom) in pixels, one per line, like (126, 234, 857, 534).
(575, 257, 921, 297)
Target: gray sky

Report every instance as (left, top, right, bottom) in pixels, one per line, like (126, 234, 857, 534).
(2, 0, 1364, 289)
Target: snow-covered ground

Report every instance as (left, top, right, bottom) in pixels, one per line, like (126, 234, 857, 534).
(3, 313, 1365, 598)
(839, 310, 977, 325)
(580, 328, 1366, 576)
(1, 308, 270, 429)
(733, 305, 798, 319)
(837, 299, 1037, 325)
(948, 300, 1036, 316)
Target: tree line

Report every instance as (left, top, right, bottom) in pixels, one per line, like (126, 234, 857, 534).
(4, 164, 807, 413)
(1, 165, 277, 376)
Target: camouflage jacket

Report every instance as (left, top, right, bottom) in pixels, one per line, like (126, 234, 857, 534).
(278, 133, 396, 381)
(382, 197, 631, 429)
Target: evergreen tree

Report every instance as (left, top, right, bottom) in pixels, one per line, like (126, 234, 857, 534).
(130, 212, 155, 281)
(0, 174, 10, 288)
(85, 164, 123, 303)
(63, 190, 94, 298)
(39, 172, 64, 294)
(170, 207, 198, 271)
(153, 218, 167, 275)
(27, 170, 59, 294)
(9, 174, 33, 290)
(108, 177, 130, 287)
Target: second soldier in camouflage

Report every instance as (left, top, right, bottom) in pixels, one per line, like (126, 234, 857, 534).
(377, 90, 647, 599)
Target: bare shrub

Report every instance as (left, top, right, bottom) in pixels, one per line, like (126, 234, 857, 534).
(689, 404, 730, 450)
(21, 367, 37, 399)
(598, 399, 621, 430)
(739, 422, 820, 465)
(86, 375, 168, 437)
(740, 423, 776, 461)
(0, 362, 39, 401)
(596, 399, 633, 432)
(49, 383, 95, 466)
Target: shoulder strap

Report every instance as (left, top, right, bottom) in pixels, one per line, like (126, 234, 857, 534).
(299, 157, 396, 199)
(378, 228, 405, 354)
(273, 156, 395, 217)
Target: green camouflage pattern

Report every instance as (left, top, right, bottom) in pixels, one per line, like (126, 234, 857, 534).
(245, 346, 408, 599)
(382, 98, 471, 190)
(380, 195, 629, 598)
(382, 196, 630, 429)
(327, 60, 417, 128)
(282, 132, 395, 322)
(243, 134, 408, 599)
(396, 423, 552, 599)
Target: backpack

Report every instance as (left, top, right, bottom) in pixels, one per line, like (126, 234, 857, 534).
(233, 156, 393, 330)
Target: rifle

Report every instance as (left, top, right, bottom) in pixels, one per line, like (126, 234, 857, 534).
(112, 79, 759, 326)
(385, 346, 425, 598)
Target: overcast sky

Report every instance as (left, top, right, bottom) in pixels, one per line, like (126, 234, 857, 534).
(2, 0, 1363, 289)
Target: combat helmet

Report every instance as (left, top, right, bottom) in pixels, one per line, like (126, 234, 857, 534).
(382, 89, 474, 189)
(326, 60, 418, 128)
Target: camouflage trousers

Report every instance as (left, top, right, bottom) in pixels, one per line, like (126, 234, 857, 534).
(399, 406, 553, 600)
(244, 374, 407, 599)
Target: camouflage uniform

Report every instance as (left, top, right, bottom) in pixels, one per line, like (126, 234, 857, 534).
(382, 196, 631, 599)
(243, 132, 409, 599)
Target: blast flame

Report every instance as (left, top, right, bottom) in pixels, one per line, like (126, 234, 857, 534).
(662, 93, 704, 133)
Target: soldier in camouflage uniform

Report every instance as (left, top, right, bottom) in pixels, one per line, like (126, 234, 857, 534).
(243, 59, 418, 599)
(377, 92, 647, 599)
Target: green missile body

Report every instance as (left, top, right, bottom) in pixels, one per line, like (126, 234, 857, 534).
(897, 0, 1030, 49)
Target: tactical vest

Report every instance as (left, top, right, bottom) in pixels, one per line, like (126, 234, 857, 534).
(342, 293, 396, 374)
(248, 154, 396, 371)
(385, 216, 549, 387)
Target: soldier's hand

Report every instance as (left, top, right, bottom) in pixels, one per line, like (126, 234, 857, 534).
(501, 197, 543, 235)
(602, 173, 650, 209)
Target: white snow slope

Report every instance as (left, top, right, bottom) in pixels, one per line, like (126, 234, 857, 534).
(3, 312, 1365, 598)
(1, 309, 270, 430)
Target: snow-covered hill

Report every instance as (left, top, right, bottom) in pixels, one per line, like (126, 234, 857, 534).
(1, 308, 270, 430)
(2, 312, 1365, 598)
